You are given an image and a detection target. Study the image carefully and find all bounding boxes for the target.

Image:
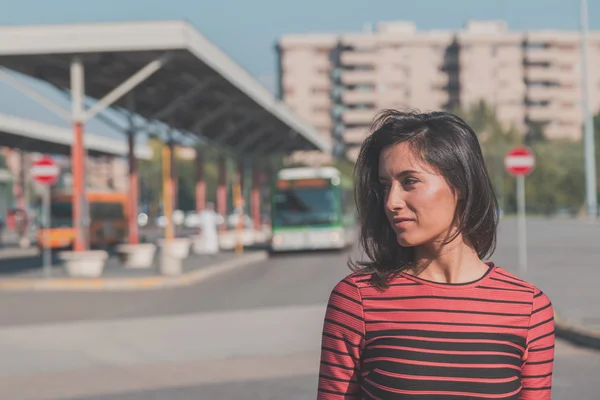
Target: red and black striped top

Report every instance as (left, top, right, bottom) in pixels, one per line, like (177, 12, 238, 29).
(318, 264, 555, 399)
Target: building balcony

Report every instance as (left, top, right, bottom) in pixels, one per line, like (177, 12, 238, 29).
(495, 89, 526, 104)
(554, 107, 582, 124)
(341, 90, 378, 105)
(281, 55, 332, 71)
(312, 75, 333, 90)
(526, 106, 557, 122)
(343, 127, 368, 145)
(527, 84, 581, 101)
(311, 95, 332, 108)
(526, 48, 579, 67)
(554, 71, 578, 85)
(526, 86, 554, 102)
(310, 113, 334, 129)
(524, 49, 554, 64)
(340, 70, 376, 85)
(550, 52, 578, 67)
(525, 67, 559, 82)
(544, 123, 582, 140)
(496, 53, 523, 66)
(340, 51, 376, 67)
(312, 56, 333, 70)
(342, 108, 377, 125)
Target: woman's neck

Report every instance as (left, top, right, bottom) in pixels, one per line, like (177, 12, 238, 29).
(410, 235, 488, 284)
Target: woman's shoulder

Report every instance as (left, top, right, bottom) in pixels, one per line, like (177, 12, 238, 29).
(328, 271, 376, 301)
(330, 272, 371, 291)
(490, 265, 549, 298)
(333, 271, 388, 289)
(329, 270, 407, 298)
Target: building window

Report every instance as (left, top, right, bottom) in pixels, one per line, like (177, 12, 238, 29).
(331, 85, 345, 98)
(332, 105, 345, 118)
(526, 100, 550, 107)
(349, 84, 375, 92)
(524, 43, 548, 50)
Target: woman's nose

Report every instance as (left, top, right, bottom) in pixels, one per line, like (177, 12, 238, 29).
(385, 183, 406, 213)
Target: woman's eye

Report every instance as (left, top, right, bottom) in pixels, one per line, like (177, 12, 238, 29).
(403, 178, 418, 186)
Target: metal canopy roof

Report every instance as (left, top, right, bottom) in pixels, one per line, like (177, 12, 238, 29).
(0, 113, 152, 158)
(0, 20, 330, 159)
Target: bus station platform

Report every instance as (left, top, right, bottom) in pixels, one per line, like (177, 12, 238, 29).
(0, 230, 270, 292)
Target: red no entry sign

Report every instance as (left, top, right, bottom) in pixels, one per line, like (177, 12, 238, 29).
(504, 146, 535, 177)
(32, 156, 60, 186)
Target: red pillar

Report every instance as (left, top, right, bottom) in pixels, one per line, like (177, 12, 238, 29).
(195, 148, 206, 212)
(16, 150, 25, 210)
(72, 122, 86, 251)
(128, 132, 139, 245)
(217, 154, 227, 231)
(162, 144, 174, 241)
(251, 167, 261, 230)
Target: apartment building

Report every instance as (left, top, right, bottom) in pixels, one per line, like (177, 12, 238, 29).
(277, 20, 600, 163)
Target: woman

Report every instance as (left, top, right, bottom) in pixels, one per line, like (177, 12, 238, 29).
(317, 110, 554, 399)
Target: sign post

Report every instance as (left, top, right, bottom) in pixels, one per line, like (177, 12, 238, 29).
(504, 146, 536, 274)
(31, 156, 60, 278)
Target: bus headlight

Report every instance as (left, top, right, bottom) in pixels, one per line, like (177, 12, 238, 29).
(330, 232, 340, 242)
(272, 235, 283, 246)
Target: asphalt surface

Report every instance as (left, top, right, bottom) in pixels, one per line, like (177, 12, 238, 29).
(0, 218, 598, 399)
(73, 341, 600, 400)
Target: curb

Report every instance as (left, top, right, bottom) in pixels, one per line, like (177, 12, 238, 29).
(554, 311, 600, 350)
(0, 251, 268, 292)
(0, 247, 39, 260)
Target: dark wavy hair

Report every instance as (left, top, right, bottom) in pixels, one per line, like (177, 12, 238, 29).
(349, 109, 499, 288)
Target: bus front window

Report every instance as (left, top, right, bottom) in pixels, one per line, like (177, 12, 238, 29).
(272, 187, 337, 227)
(50, 202, 73, 228)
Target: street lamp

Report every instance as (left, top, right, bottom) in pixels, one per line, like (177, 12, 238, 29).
(580, 0, 598, 220)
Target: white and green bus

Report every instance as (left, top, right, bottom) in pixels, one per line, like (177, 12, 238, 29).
(269, 166, 356, 252)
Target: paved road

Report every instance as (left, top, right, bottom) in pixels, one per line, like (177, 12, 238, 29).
(73, 341, 599, 400)
(0, 218, 598, 399)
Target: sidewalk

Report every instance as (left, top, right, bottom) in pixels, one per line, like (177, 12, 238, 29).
(0, 246, 268, 292)
(494, 217, 600, 348)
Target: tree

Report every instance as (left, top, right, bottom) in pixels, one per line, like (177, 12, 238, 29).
(453, 101, 521, 213)
(455, 101, 586, 216)
(524, 121, 548, 145)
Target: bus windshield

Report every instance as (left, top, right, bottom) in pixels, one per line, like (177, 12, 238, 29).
(50, 202, 73, 228)
(272, 184, 337, 228)
(49, 201, 125, 228)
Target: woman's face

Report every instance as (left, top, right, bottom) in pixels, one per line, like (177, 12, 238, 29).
(378, 142, 459, 249)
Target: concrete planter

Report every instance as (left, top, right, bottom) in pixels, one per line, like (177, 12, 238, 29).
(116, 243, 157, 269)
(59, 250, 109, 278)
(219, 230, 255, 251)
(160, 251, 182, 276)
(191, 234, 219, 255)
(158, 237, 191, 259)
(159, 238, 190, 276)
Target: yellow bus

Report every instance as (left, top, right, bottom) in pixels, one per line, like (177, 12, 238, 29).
(38, 190, 128, 250)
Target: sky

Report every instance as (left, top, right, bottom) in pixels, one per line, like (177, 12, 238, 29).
(0, 0, 598, 136)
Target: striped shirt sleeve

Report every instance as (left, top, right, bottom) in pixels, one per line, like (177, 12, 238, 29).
(520, 289, 555, 399)
(317, 277, 365, 399)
